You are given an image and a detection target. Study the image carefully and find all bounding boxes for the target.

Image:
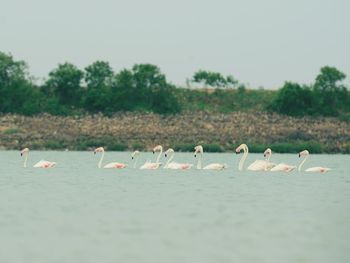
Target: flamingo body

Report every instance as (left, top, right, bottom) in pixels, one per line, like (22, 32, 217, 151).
(33, 160, 56, 168)
(166, 162, 193, 170)
(305, 167, 331, 173)
(270, 163, 296, 172)
(247, 160, 275, 171)
(203, 163, 227, 170)
(103, 162, 127, 169)
(140, 162, 162, 170)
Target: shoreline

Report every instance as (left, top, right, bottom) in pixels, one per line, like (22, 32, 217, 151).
(1, 112, 349, 153)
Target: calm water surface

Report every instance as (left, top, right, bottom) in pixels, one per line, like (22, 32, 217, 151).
(0, 151, 349, 263)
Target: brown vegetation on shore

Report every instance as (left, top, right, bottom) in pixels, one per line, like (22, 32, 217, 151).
(0, 112, 349, 153)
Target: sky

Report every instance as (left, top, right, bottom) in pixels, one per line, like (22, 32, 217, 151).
(1, 0, 349, 88)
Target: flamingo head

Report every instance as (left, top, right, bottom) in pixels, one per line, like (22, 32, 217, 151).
(131, 150, 140, 159)
(20, 148, 29, 156)
(194, 145, 203, 157)
(264, 148, 272, 157)
(164, 148, 174, 157)
(235, 144, 247, 154)
(94, 147, 104, 154)
(152, 145, 163, 154)
(299, 150, 309, 158)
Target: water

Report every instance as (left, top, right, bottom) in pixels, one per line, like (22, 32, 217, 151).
(0, 151, 349, 263)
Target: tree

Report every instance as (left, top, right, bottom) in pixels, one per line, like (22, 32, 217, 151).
(44, 63, 84, 107)
(269, 82, 314, 116)
(192, 70, 238, 88)
(313, 66, 348, 116)
(83, 61, 114, 113)
(110, 64, 181, 114)
(110, 69, 134, 111)
(0, 52, 41, 115)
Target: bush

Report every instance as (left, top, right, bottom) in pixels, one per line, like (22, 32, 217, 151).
(202, 144, 223, 152)
(107, 142, 128, 151)
(269, 82, 314, 116)
(173, 143, 196, 152)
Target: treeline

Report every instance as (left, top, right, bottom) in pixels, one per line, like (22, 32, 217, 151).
(0, 51, 349, 117)
(270, 66, 350, 117)
(0, 52, 181, 115)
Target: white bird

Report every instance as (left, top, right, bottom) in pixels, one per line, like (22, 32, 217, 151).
(267, 148, 296, 172)
(20, 148, 56, 168)
(235, 144, 275, 171)
(298, 150, 331, 173)
(164, 148, 192, 170)
(140, 145, 162, 169)
(131, 150, 140, 168)
(194, 145, 227, 170)
(94, 147, 127, 169)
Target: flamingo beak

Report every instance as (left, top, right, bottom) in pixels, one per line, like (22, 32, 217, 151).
(264, 154, 266, 157)
(20, 153, 23, 156)
(152, 151, 155, 154)
(165, 153, 167, 157)
(194, 154, 197, 158)
(298, 153, 301, 157)
(132, 156, 134, 159)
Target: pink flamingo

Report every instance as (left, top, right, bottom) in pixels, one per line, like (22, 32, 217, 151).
(268, 148, 296, 172)
(140, 145, 162, 169)
(164, 148, 192, 170)
(235, 144, 275, 171)
(94, 147, 127, 169)
(20, 148, 56, 168)
(298, 150, 331, 173)
(194, 145, 227, 170)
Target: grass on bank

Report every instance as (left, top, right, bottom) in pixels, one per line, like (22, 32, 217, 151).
(175, 88, 277, 113)
(9, 138, 349, 153)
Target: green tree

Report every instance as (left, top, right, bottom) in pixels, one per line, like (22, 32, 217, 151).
(192, 70, 238, 88)
(313, 66, 348, 116)
(44, 62, 84, 107)
(269, 82, 314, 116)
(0, 52, 41, 115)
(110, 64, 181, 114)
(110, 69, 134, 111)
(83, 61, 114, 113)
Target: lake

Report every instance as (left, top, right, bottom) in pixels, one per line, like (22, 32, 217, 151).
(0, 151, 349, 263)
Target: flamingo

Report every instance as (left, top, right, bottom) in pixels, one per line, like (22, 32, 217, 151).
(194, 145, 227, 170)
(139, 145, 162, 169)
(20, 148, 56, 168)
(94, 147, 127, 169)
(298, 150, 331, 173)
(235, 144, 275, 171)
(131, 150, 140, 168)
(266, 148, 296, 172)
(164, 148, 192, 170)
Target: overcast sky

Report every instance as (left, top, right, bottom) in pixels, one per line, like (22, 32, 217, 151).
(1, 0, 349, 88)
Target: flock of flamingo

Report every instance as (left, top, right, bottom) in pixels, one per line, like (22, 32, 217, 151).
(20, 144, 331, 173)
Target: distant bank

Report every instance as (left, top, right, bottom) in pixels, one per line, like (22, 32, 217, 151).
(0, 112, 349, 153)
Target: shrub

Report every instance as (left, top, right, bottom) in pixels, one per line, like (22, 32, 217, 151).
(269, 82, 314, 116)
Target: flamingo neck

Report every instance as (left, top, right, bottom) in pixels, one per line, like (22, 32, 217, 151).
(24, 153, 28, 168)
(197, 152, 203, 169)
(133, 156, 138, 168)
(156, 147, 163, 163)
(165, 152, 174, 168)
(98, 150, 105, 168)
(298, 155, 308, 171)
(266, 155, 271, 162)
(239, 146, 248, 171)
